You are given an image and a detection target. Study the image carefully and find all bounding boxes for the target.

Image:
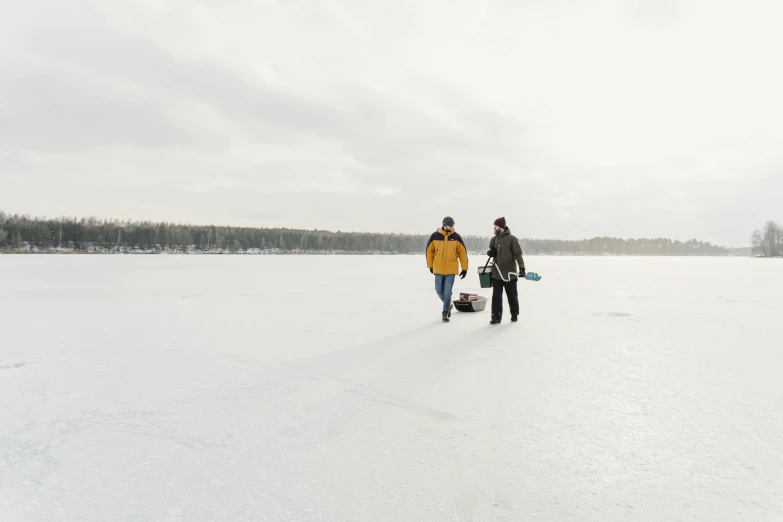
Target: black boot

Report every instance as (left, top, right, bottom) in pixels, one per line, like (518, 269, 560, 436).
(511, 315, 518, 323)
(448, 303, 453, 318)
(442, 311, 450, 323)
(490, 316, 501, 325)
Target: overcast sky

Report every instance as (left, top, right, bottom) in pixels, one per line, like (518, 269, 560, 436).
(1, 0, 782, 245)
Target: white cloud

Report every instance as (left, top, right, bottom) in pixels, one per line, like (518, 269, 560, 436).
(371, 187, 400, 196)
(1, 0, 782, 245)
(184, 180, 240, 194)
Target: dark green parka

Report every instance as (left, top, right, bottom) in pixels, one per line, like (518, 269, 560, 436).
(488, 227, 526, 281)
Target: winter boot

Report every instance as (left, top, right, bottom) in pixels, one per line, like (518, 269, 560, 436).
(490, 316, 501, 325)
(511, 315, 518, 323)
(442, 311, 450, 323)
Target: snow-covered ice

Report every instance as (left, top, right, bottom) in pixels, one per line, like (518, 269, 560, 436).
(1, 255, 782, 521)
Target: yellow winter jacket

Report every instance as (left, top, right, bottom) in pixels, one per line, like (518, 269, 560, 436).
(426, 228, 469, 276)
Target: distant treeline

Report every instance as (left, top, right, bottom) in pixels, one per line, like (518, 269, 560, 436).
(521, 237, 728, 256)
(0, 211, 481, 254)
(0, 211, 732, 256)
(751, 221, 782, 257)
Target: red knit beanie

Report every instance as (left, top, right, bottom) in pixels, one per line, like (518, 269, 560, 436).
(494, 217, 506, 228)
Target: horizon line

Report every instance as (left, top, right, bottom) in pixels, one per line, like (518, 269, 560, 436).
(0, 209, 748, 249)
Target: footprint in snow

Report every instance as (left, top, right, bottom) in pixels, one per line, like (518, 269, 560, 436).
(0, 361, 28, 370)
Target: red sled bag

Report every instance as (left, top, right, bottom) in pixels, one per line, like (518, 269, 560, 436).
(459, 293, 478, 302)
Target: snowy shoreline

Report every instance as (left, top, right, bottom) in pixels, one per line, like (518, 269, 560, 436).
(0, 246, 754, 257)
(0, 250, 754, 257)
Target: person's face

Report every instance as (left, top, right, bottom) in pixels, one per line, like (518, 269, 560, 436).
(443, 224, 454, 232)
(494, 225, 502, 233)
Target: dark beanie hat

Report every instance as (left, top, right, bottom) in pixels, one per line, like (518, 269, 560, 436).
(494, 217, 506, 228)
(443, 216, 455, 226)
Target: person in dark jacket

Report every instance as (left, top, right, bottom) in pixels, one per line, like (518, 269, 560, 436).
(486, 217, 526, 324)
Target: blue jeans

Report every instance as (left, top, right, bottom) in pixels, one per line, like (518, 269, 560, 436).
(434, 274, 455, 312)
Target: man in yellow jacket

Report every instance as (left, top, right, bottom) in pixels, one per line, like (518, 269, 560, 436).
(426, 216, 469, 323)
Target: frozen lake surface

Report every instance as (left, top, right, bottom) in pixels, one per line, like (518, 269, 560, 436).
(1, 255, 782, 521)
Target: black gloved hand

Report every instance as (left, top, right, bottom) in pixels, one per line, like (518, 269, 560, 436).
(519, 270, 526, 278)
(429, 267, 433, 274)
(487, 248, 497, 257)
(459, 270, 467, 279)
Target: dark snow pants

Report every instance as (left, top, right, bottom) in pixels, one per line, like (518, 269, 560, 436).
(491, 278, 519, 320)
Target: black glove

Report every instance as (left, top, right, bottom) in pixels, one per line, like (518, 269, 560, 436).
(429, 267, 433, 274)
(487, 248, 497, 257)
(459, 270, 467, 279)
(519, 270, 526, 278)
